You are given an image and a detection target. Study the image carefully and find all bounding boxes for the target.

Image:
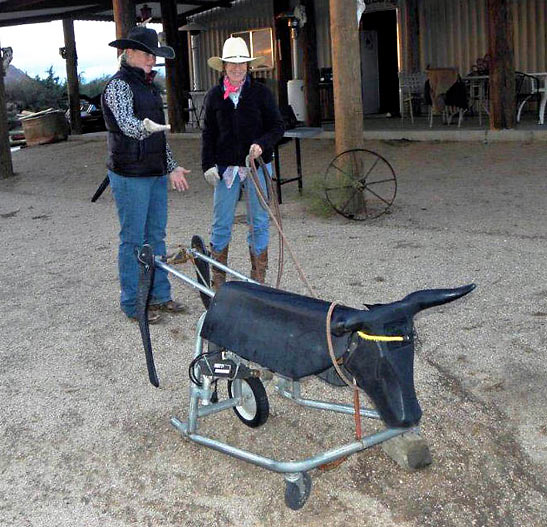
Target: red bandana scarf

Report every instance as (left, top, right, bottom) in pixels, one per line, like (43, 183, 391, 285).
(223, 76, 243, 99)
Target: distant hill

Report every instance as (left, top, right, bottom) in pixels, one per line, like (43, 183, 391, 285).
(4, 64, 36, 86)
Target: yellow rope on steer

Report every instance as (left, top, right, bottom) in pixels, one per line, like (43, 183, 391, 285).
(357, 331, 405, 342)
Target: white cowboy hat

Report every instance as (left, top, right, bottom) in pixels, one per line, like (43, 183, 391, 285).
(207, 36, 265, 71)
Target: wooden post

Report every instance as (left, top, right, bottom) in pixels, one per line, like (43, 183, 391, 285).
(487, 0, 515, 129)
(160, 0, 186, 133)
(273, 0, 292, 108)
(329, 0, 363, 154)
(112, 0, 135, 44)
(405, 0, 420, 72)
(62, 18, 82, 135)
(301, 0, 321, 126)
(0, 44, 13, 179)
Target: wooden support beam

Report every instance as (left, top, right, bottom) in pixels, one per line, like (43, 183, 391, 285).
(329, 0, 363, 154)
(112, 0, 135, 44)
(404, 0, 420, 72)
(160, 0, 187, 133)
(0, 44, 14, 179)
(487, 0, 515, 129)
(273, 0, 292, 109)
(62, 18, 82, 135)
(301, 0, 321, 126)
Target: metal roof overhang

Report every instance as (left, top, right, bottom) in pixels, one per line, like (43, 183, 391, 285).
(0, 1, 234, 27)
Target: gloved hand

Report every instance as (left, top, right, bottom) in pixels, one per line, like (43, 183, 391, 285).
(203, 166, 220, 187)
(143, 118, 170, 133)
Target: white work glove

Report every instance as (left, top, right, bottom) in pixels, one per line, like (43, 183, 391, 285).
(143, 118, 170, 133)
(203, 166, 220, 187)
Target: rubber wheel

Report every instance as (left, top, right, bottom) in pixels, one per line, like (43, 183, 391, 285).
(324, 148, 397, 220)
(284, 472, 312, 510)
(227, 377, 269, 428)
(191, 235, 211, 309)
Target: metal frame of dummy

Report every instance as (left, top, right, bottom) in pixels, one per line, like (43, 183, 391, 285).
(153, 251, 414, 505)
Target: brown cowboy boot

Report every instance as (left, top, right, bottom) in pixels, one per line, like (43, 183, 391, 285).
(210, 245, 229, 292)
(249, 247, 268, 284)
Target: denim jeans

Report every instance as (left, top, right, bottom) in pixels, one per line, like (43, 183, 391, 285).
(211, 163, 271, 255)
(108, 170, 171, 317)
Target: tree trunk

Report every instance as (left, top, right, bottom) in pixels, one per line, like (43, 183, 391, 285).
(63, 18, 82, 135)
(329, 0, 364, 215)
(329, 0, 364, 154)
(487, 0, 515, 129)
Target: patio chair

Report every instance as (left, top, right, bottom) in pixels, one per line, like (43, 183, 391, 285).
(426, 68, 466, 128)
(515, 71, 541, 123)
(399, 71, 427, 123)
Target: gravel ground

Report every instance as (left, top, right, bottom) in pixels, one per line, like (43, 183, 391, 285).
(1, 133, 546, 526)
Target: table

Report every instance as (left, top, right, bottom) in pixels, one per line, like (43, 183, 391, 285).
(463, 72, 547, 125)
(272, 127, 322, 204)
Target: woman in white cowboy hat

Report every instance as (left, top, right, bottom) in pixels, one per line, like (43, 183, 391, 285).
(202, 36, 284, 288)
(102, 26, 191, 324)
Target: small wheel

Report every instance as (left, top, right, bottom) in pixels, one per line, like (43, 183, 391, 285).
(324, 148, 397, 220)
(191, 235, 211, 309)
(284, 472, 312, 510)
(227, 377, 269, 428)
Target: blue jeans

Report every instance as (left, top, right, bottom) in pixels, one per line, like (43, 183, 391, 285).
(211, 163, 271, 255)
(108, 170, 171, 317)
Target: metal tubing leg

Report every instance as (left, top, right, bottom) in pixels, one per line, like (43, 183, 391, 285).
(171, 416, 411, 474)
(275, 378, 381, 419)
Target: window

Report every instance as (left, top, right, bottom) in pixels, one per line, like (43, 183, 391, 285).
(232, 27, 274, 71)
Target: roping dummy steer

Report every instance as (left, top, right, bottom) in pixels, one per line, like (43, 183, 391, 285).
(136, 238, 475, 510)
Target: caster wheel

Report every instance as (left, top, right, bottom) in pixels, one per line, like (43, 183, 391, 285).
(191, 235, 211, 309)
(284, 472, 312, 510)
(227, 377, 269, 428)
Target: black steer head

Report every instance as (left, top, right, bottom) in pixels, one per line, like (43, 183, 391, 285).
(333, 284, 475, 428)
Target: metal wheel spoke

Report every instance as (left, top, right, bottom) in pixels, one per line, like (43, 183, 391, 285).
(359, 157, 380, 184)
(363, 185, 393, 206)
(364, 177, 396, 186)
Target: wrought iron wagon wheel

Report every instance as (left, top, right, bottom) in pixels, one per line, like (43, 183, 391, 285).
(324, 148, 397, 220)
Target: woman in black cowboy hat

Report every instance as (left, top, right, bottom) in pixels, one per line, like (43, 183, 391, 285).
(102, 26, 190, 324)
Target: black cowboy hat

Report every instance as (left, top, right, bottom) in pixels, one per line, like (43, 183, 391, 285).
(109, 26, 175, 59)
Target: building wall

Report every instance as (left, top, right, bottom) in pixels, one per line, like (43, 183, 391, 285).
(190, 0, 275, 91)
(314, 0, 547, 75)
(418, 0, 547, 75)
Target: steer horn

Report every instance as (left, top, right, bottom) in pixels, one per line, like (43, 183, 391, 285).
(332, 283, 476, 335)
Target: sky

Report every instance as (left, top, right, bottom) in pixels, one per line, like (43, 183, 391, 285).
(0, 20, 162, 83)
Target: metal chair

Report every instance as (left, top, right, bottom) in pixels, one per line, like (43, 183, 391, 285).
(399, 71, 427, 123)
(515, 71, 541, 123)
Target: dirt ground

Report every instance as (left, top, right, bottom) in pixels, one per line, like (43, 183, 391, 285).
(1, 133, 546, 526)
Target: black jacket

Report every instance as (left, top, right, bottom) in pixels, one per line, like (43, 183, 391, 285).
(201, 76, 285, 171)
(102, 63, 167, 177)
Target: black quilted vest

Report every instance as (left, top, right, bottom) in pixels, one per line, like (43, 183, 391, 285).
(102, 63, 167, 177)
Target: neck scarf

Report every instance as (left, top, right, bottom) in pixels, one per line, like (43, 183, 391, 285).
(223, 76, 243, 100)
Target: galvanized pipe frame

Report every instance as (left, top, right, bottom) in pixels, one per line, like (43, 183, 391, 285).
(167, 305, 412, 479)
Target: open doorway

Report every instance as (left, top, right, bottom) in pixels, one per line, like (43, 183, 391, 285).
(360, 8, 399, 116)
